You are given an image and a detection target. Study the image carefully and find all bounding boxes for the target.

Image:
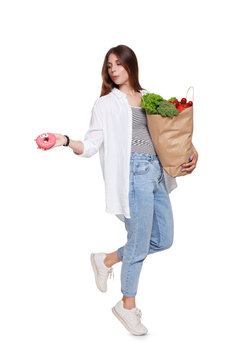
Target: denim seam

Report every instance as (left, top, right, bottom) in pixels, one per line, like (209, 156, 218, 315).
(154, 207, 162, 249)
(123, 170, 138, 296)
(158, 168, 164, 183)
(117, 248, 122, 260)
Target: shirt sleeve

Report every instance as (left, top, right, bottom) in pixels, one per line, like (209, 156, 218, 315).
(75, 101, 104, 158)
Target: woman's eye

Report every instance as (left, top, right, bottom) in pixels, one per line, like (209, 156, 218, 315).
(107, 63, 121, 68)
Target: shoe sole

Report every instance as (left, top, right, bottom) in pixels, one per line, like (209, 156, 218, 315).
(112, 306, 148, 336)
(90, 253, 106, 293)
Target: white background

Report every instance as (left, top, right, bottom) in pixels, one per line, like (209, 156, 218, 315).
(0, 0, 251, 358)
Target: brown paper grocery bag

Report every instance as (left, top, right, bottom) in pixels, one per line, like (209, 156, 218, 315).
(145, 87, 194, 178)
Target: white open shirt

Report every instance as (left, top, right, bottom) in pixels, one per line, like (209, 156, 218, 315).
(75, 87, 178, 222)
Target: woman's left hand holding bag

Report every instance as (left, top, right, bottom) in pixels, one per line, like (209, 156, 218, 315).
(181, 144, 199, 174)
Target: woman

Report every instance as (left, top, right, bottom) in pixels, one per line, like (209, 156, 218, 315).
(36, 44, 199, 336)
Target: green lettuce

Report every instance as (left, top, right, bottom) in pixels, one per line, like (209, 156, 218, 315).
(141, 93, 164, 114)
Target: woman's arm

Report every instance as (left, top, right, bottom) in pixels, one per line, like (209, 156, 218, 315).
(73, 103, 103, 158)
(64, 137, 84, 155)
(36, 133, 84, 155)
(36, 102, 103, 157)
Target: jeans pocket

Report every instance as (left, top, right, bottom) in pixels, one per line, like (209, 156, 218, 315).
(134, 160, 151, 175)
(151, 160, 163, 181)
(158, 168, 164, 182)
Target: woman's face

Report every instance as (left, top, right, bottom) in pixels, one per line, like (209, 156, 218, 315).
(107, 53, 129, 85)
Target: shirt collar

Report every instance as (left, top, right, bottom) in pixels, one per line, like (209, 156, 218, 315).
(111, 87, 147, 99)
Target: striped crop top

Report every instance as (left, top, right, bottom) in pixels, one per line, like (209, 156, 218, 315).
(130, 106, 157, 155)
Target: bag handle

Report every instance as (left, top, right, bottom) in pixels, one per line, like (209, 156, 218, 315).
(186, 86, 194, 102)
(142, 87, 194, 103)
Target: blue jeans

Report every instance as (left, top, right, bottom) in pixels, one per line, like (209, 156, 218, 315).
(117, 153, 174, 297)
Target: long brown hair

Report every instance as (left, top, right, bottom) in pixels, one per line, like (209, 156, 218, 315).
(100, 44, 146, 97)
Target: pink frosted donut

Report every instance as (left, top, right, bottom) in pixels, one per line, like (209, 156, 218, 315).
(36, 133, 56, 149)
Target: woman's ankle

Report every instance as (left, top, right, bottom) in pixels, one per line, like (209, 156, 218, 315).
(104, 251, 121, 267)
(122, 295, 136, 310)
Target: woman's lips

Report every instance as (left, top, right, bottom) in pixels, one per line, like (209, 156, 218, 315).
(113, 76, 119, 79)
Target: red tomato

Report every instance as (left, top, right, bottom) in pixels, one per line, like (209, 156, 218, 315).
(188, 101, 193, 106)
(181, 98, 187, 104)
(177, 104, 190, 113)
(174, 100, 179, 107)
(176, 105, 184, 113)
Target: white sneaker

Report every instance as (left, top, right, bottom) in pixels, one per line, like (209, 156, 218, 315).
(90, 253, 114, 292)
(112, 300, 148, 336)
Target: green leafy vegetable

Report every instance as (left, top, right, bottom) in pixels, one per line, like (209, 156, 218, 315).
(141, 93, 179, 117)
(167, 97, 178, 102)
(141, 93, 164, 114)
(157, 100, 179, 117)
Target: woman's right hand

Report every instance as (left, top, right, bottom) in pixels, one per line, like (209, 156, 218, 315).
(35, 133, 67, 151)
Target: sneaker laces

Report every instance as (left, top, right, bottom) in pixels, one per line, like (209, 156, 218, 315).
(108, 267, 114, 280)
(135, 308, 142, 319)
